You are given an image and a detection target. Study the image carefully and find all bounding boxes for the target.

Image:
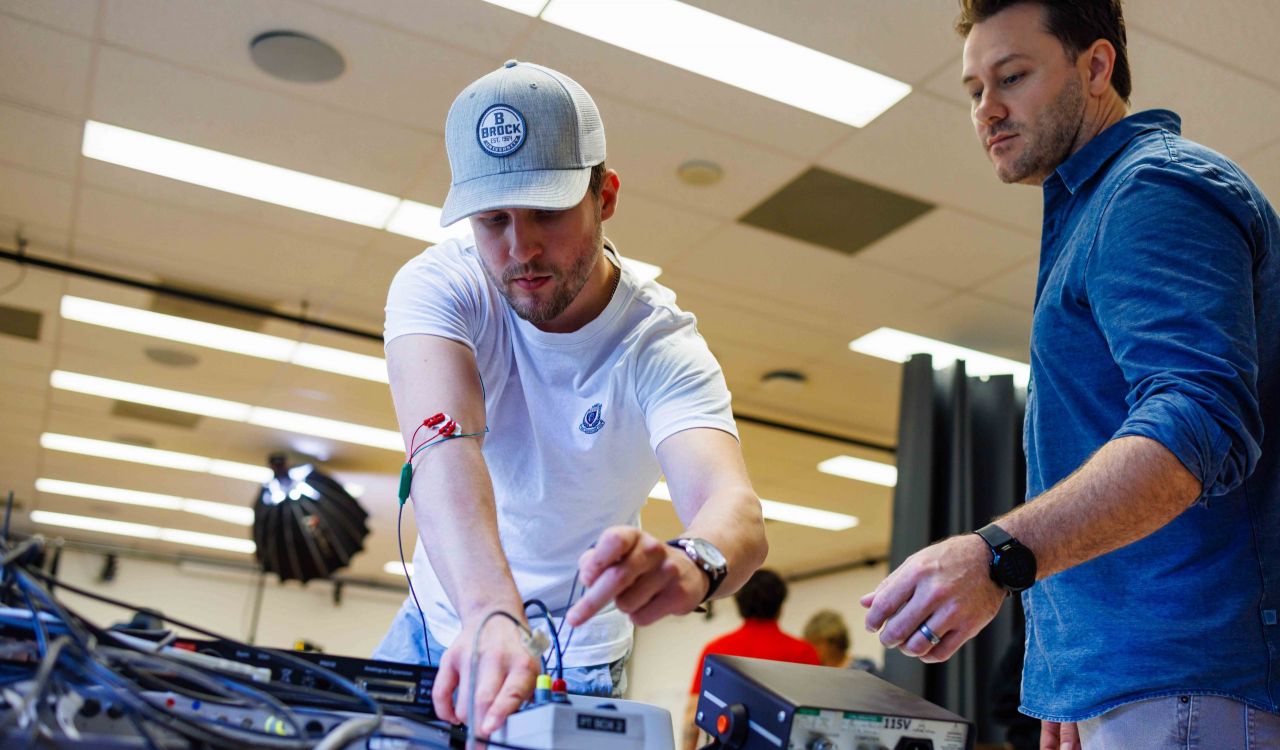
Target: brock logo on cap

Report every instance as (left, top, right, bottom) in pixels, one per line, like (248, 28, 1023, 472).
(476, 104, 526, 157)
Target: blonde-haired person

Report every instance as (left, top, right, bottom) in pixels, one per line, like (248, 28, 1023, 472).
(802, 609, 879, 675)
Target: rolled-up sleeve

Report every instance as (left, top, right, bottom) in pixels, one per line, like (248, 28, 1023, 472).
(1086, 164, 1263, 497)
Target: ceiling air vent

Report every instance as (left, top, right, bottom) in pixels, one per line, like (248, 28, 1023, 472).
(0, 303, 41, 340)
(111, 401, 202, 429)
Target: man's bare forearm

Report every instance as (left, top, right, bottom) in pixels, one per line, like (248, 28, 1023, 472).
(411, 439, 523, 622)
(682, 487, 767, 597)
(998, 436, 1202, 579)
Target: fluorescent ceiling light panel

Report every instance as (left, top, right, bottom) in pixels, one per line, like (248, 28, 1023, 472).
(849, 327, 1030, 388)
(384, 200, 473, 245)
(82, 121, 399, 227)
(817, 455, 898, 487)
(61, 296, 388, 384)
(383, 561, 414, 577)
(49, 371, 403, 452)
(648, 481, 858, 531)
(532, 0, 911, 127)
(40, 433, 273, 483)
(29, 510, 256, 554)
(36, 478, 255, 526)
(52, 370, 252, 421)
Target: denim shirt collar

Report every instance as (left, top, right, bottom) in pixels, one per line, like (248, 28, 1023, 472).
(1054, 109, 1182, 194)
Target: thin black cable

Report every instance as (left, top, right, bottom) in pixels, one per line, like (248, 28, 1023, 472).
(398, 500, 434, 668)
(12, 569, 318, 748)
(17, 565, 384, 740)
(2, 491, 14, 542)
(521, 599, 563, 680)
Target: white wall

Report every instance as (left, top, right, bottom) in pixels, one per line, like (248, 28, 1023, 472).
(627, 563, 888, 739)
(46, 548, 405, 655)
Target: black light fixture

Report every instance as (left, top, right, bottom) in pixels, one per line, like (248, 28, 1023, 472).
(252, 453, 369, 583)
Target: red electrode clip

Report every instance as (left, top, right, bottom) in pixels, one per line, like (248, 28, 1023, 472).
(439, 420, 458, 437)
(424, 413, 446, 428)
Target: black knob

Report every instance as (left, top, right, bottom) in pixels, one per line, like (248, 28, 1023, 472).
(80, 698, 101, 718)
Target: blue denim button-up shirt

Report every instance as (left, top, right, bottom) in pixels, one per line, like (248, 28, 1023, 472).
(1020, 109, 1280, 721)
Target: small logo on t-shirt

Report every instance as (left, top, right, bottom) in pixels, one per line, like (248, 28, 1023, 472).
(580, 403, 605, 434)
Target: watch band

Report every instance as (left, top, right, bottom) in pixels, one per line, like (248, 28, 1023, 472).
(975, 523, 1015, 552)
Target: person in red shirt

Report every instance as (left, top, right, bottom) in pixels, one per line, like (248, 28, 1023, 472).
(682, 569, 820, 750)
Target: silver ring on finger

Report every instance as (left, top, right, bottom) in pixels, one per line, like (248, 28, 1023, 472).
(918, 622, 942, 646)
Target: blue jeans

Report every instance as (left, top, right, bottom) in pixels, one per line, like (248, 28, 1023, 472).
(372, 598, 628, 697)
(1077, 694, 1280, 749)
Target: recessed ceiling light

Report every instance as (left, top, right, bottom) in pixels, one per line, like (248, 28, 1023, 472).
(29, 510, 256, 554)
(36, 478, 255, 526)
(648, 481, 857, 531)
(50, 370, 402, 451)
(41, 433, 273, 483)
(817, 455, 898, 487)
(676, 160, 723, 187)
(61, 296, 388, 383)
(250, 31, 346, 84)
(848, 327, 1030, 387)
(491, 0, 911, 127)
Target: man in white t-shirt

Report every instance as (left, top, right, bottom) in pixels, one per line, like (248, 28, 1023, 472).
(374, 60, 768, 737)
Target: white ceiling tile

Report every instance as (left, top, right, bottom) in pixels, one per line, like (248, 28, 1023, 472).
(672, 223, 954, 323)
(604, 190, 725, 267)
(0, 13, 93, 117)
(101, 0, 495, 137)
(1126, 0, 1280, 89)
(591, 94, 810, 221)
(858, 208, 1037, 290)
(0, 103, 83, 179)
(819, 92, 1044, 234)
(893, 292, 1032, 364)
(308, 0, 540, 58)
(73, 186, 364, 303)
(0, 163, 76, 231)
(0, 0, 99, 37)
(90, 47, 439, 196)
(686, 0, 960, 86)
(1126, 30, 1280, 161)
(972, 254, 1038, 313)
(514, 22, 853, 162)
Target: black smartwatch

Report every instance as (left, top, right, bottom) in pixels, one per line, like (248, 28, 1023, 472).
(974, 523, 1037, 593)
(667, 538, 728, 603)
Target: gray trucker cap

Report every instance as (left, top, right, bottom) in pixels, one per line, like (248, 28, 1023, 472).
(440, 60, 606, 227)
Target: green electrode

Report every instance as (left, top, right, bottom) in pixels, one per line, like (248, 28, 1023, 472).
(398, 462, 413, 506)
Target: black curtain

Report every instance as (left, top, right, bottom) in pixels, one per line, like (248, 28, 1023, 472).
(881, 354, 1027, 746)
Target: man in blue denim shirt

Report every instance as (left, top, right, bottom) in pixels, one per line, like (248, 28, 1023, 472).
(862, 2, 1279, 748)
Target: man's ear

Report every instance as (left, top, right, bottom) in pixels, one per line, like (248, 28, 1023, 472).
(599, 169, 621, 222)
(1082, 38, 1118, 98)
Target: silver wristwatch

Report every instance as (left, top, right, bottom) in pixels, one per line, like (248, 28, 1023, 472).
(667, 537, 728, 603)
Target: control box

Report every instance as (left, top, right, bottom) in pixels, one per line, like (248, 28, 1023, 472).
(695, 655, 973, 750)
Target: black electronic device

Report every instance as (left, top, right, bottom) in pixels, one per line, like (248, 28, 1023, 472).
(694, 655, 974, 750)
(170, 636, 438, 719)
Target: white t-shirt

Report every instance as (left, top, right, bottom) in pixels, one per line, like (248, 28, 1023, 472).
(384, 237, 737, 666)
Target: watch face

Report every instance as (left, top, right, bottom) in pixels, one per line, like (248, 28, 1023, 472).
(688, 538, 727, 569)
(995, 546, 1037, 591)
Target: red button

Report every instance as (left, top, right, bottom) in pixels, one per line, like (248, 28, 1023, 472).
(716, 714, 729, 734)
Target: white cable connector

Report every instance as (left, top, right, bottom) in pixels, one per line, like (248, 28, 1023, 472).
(522, 629, 552, 660)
